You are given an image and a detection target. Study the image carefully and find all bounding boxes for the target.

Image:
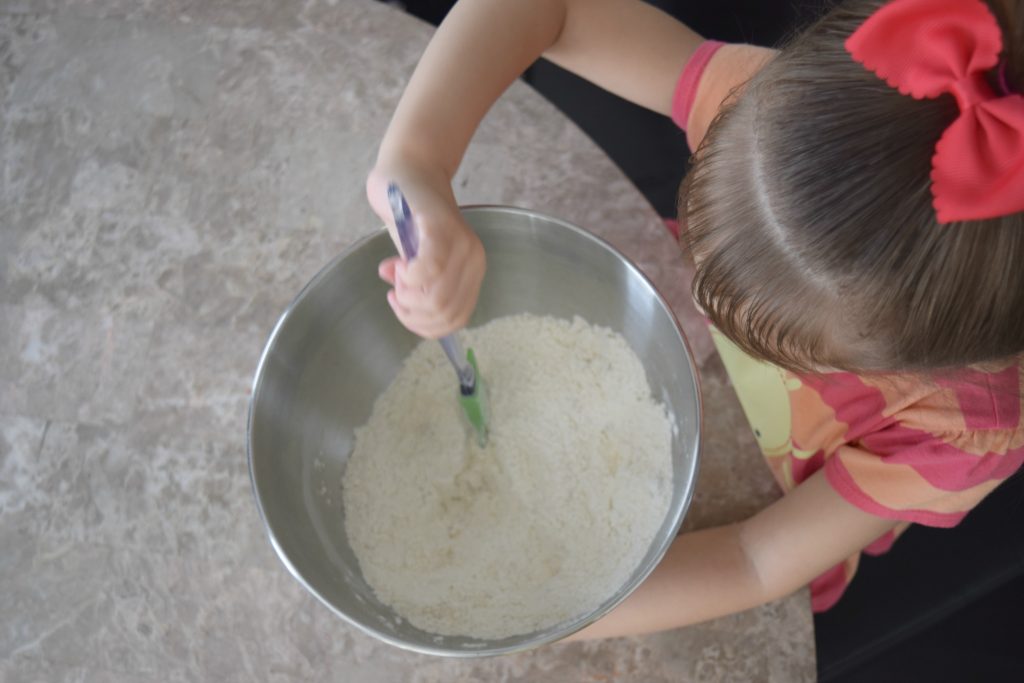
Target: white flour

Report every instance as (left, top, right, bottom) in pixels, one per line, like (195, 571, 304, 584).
(342, 314, 673, 639)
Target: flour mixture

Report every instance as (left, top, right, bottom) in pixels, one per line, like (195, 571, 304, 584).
(341, 314, 673, 639)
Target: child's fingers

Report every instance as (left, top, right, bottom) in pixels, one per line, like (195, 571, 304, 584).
(409, 267, 477, 337)
(396, 251, 445, 291)
(385, 221, 483, 338)
(443, 257, 483, 330)
(411, 313, 461, 339)
(421, 237, 468, 311)
(388, 291, 447, 338)
(389, 291, 443, 337)
(394, 260, 423, 290)
(438, 239, 484, 319)
(408, 222, 450, 281)
(401, 318, 445, 340)
(386, 289, 412, 319)
(392, 271, 464, 338)
(394, 277, 430, 311)
(378, 258, 399, 285)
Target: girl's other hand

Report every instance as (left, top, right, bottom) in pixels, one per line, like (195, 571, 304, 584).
(366, 163, 485, 339)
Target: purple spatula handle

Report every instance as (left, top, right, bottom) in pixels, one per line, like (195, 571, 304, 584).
(387, 182, 420, 261)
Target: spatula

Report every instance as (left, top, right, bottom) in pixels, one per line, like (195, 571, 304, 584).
(386, 182, 489, 447)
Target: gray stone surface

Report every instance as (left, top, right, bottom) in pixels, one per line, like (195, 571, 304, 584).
(0, 1, 815, 681)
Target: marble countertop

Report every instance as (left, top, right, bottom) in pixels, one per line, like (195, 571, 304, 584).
(0, 1, 814, 681)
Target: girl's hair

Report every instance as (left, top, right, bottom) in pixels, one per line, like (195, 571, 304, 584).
(681, 0, 1024, 374)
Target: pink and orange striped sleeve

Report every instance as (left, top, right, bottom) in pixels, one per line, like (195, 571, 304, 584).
(822, 362, 1024, 527)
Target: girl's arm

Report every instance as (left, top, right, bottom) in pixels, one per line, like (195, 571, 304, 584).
(569, 468, 898, 639)
(379, 0, 704, 175)
(370, 0, 706, 337)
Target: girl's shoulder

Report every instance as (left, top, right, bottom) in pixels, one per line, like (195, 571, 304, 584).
(799, 358, 1023, 437)
(868, 358, 1021, 435)
(816, 359, 1024, 528)
(674, 42, 778, 149)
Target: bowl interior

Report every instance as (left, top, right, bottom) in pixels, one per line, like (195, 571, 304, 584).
(248, 206, 701, 656)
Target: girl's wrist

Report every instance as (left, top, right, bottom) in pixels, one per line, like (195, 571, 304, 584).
(375, 140, 455, 187)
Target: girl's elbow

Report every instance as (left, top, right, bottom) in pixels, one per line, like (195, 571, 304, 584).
(736, 520, 809, 607)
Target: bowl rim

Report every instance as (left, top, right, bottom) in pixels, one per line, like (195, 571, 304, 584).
(246, 205, 703, 657)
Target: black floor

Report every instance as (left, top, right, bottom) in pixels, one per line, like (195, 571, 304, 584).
(383, 2, 1024, 680)
(814, 472, 1024, 682)
(819, 576, 1024, 682)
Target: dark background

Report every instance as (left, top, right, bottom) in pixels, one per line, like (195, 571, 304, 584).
(379, 2, 1024, 680)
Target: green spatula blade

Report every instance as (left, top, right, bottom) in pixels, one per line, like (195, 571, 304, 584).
(458, 348, 489, 447)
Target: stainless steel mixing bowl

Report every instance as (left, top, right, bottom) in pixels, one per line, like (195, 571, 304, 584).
(247, 206, 701, 656)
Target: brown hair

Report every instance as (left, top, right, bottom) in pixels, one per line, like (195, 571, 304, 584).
(680, 0, 1024, 374)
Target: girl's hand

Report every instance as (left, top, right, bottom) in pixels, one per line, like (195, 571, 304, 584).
(366, 163, 485, 339)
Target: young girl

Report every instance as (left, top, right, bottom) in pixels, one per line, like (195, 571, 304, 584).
(366, 0, 1024, 638)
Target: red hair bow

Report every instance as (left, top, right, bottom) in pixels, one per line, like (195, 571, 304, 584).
(845, 0, 1024, 223)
